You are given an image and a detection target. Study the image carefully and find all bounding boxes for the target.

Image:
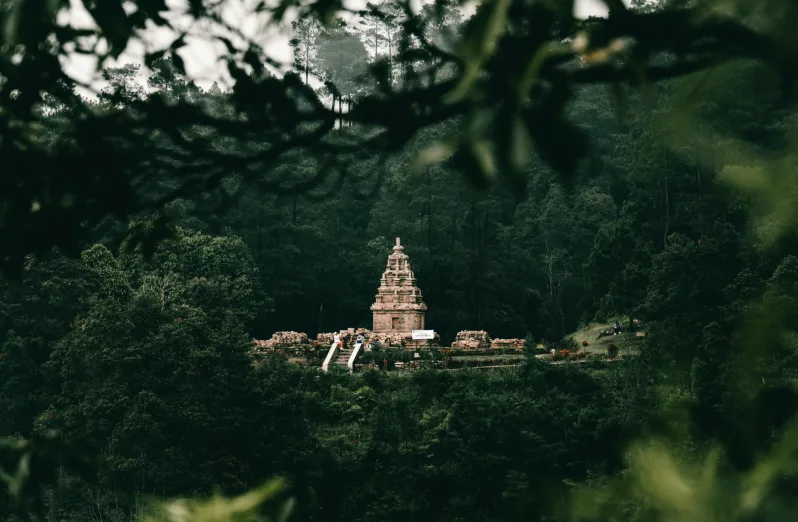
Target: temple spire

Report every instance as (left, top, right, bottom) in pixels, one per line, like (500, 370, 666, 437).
(372, 239, 426, 333)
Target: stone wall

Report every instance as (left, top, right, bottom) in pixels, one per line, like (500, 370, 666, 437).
(372, 310, 425, 333)
(253, 331, 309, 350)
(490, 338, 525, 351)
(316, 332, 335, 346)
(370, 331, 409, 348)
(451, 330, 491, 350)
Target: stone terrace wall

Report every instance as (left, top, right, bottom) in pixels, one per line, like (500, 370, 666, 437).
(255, 329, 522, 354)
(451, 330, 491, 350)
(316, 333, 334, 345)
(370, 331, 410, 348)
(490, 338, 525, 350)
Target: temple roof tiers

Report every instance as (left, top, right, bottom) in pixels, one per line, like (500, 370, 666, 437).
(371, 238, 427, 333)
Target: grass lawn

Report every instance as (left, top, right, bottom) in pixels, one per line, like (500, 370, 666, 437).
(565, 319, 644, 356)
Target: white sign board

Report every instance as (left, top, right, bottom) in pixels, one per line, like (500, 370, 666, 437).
(412, 330, 435, 340)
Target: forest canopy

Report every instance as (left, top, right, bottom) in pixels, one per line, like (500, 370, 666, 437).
(4, 0, 798, 522)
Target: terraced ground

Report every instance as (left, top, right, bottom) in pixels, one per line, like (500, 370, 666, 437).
(564, 320, 645, 357)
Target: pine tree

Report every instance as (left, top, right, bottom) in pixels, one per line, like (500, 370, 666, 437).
(290, 14, 324, 85)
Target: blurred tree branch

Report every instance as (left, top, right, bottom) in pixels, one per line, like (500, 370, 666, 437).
(0, 0, 796, 275)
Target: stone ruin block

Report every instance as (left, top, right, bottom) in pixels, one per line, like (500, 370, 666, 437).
(252, 339, 270, 351)
(316, 332, 335, 346)
(253, 331, 309, 350)
(450, 330, 491, 350)
(370, 331, 408, 348)
(490, 338, 525, 351)
(316, 329, 372, 347)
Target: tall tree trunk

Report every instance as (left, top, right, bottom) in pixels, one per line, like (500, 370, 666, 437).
(257, 205, 264, 257)
(543, 236, 558, 336)
(426, 168, 437, 306)
(331, 92, 337, 129)
(305, 44, 309, 85)
(469, 201, 479, 327)
(426, 169, 433, 256)
(292, 192, 298, 246)
(339, 41, 343, 130)
(477, 206, 488, 328)
(663, 172, 670, 248)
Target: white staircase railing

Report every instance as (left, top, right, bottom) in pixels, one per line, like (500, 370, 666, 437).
(322, 341, 339, 372)
(347, 342, 363, 373)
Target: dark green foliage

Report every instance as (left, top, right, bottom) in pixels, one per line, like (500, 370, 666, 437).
(4, 1, 798, 521)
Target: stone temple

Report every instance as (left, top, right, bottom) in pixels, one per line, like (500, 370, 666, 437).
(371, 238, 427, 334)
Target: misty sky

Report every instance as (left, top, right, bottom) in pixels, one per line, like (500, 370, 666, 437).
(63, 0, 619, 96)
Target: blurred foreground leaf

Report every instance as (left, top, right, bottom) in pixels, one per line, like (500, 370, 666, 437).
(572, 417, 798, 522)
(144, 478, 292, 522)
(0, 431, 95, 520)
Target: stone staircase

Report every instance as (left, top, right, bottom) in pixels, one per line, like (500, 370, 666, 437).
(334, 346, 354, 367)
(322, 341, 364, 372)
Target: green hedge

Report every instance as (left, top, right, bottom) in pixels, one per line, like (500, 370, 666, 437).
(445, 357, 523, 369)
(359, 348, 443, 368)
